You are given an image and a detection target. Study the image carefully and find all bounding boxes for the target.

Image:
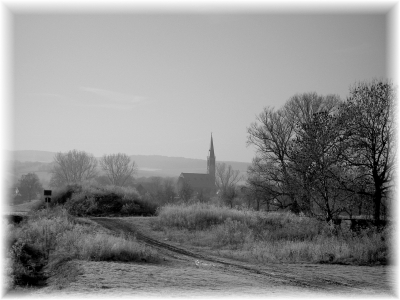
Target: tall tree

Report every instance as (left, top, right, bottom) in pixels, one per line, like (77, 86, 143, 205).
(100, 153, 136, 187)
(288, 111, 350, 221)
(246, 93, 341, 213)
(244, 175, 275, 211)
(246, 108, 295, 209)
(18, 173, 43, 201)
(340, 79, 395, 223)
(50, 150, 98, 187)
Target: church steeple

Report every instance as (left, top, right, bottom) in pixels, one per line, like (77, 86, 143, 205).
(209, 133, 215, 158)
(207, 133, 216, 178)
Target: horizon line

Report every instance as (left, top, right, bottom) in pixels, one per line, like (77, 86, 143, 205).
(5, 149, 252, 164)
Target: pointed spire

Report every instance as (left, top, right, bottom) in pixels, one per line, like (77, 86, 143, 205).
(209, 133, 215, 157)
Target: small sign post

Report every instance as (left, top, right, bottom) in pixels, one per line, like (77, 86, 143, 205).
(44, 190, 52, 209)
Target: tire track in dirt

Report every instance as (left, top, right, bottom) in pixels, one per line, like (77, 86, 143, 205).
(91, 217, 358, 291)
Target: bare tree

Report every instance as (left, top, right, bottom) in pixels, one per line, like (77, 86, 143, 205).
(340, 79, 395, 223)
(246, 169, 283, 211)
(247, 94, 342, 214)
(50, 150, 97, 187)
(288, 111, 351, 221)
(284, 92, 340, 133)
(100, 153, 137, 187)
(247, 108, 296, 210)
(215, 163, 243, 208)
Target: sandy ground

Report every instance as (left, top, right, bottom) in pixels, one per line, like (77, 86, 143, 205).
(5, 216, 397, 298)
(17, 259, 394, 298)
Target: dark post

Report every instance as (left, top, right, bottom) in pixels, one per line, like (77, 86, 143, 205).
(44, 190, 52, 209)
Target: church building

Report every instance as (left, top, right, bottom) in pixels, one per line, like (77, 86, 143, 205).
(177, 134, 217, 195)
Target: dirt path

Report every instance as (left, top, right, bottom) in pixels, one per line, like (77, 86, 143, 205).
(22, 216, 396, 298)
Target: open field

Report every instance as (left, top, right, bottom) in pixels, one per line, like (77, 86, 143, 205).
(5, 198, 396, 298)
(7, 216, 393, 298)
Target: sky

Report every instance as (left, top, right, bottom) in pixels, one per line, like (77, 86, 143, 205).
(4, 3, 394, 163)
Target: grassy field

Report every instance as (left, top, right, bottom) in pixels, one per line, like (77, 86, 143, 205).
(154, 203, 391, 266)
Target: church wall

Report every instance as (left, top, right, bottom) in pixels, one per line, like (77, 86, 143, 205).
(177, 135, 217, 197)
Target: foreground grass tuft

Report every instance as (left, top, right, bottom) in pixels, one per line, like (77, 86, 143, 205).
(6, 206, 160, 288)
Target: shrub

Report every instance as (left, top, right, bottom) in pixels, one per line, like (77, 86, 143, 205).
(51, 184, 83, 205)
(57, 184, 158, 217)
(9, 240, 47, 285)
(36, 183, 158, 217)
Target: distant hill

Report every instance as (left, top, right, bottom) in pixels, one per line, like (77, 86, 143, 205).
(129, 155, 250, 176)
(6, 150, 251, 186)
(6, 150, 56, 162)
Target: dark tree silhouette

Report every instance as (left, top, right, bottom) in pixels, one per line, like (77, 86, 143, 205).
(340, 80, 395, 223)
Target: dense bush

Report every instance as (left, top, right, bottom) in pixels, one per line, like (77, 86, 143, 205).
(66, 185, 157, 217)
(51, 184, 83, 205)
(5, 220, 47, 288)
(44, 184, 157, 217)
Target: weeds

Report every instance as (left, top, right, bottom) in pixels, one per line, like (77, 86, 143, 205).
(156, 202, 263, 230)
(156, 203, 391, 265)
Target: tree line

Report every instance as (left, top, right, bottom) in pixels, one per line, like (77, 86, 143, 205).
(246, 79, 394, 223)
(12, 152, 138, 203)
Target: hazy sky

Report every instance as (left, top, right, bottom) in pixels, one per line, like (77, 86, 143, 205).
(10, 9, 389, 162)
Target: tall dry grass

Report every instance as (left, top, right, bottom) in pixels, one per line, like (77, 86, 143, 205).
(6, 206, 160, 288)
(156, 203, 391, 265)
(156, 202, 264, 230)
